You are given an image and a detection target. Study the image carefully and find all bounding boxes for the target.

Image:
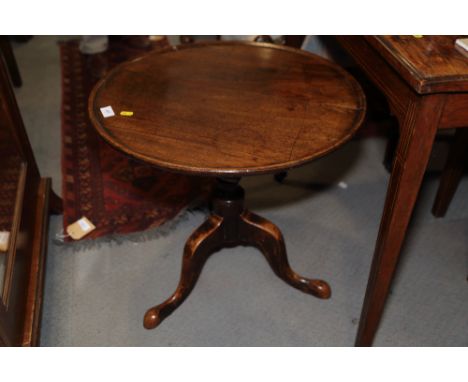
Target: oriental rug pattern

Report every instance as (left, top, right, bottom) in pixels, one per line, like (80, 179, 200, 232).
(60, 38, 211, 241)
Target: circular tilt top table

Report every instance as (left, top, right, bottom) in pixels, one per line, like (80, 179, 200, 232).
(89, 42, 366, 330)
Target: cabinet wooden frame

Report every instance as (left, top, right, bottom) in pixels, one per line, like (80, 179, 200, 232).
(0, 53, 60, 346)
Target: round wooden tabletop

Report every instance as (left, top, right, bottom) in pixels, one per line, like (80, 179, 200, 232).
(89, 42, 366, 176)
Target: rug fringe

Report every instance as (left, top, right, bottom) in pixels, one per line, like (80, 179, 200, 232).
(52, 205, 209, 252)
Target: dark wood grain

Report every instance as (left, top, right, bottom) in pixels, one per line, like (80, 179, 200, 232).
(90, 41, 364, 330)
(89, 41, 365, 177)
(22, 178, 51, 346)
(0, 53, 38, 346)
(356, 95, 445, 346)
(0, 54, 56, 346)
(366, 36, 468, 94)
(284, 36, 306, 49)
(144, 178, 330, 329)
(337, 36, 413, 123)
(0, 36, 22, 87)
(337, 36, 468, 346)
(439, 93, 468, 129)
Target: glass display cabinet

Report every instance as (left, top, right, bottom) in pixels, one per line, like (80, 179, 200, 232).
(0, 53, 61, 346)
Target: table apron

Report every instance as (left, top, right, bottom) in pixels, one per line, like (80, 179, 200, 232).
(439, 93, 468, 129)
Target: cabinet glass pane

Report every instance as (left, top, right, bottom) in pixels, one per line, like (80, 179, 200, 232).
(0, 124, 22, 299)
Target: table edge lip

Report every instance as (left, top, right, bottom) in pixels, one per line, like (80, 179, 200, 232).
(88, 40, 367, 177)
(366, 35, 468, 94)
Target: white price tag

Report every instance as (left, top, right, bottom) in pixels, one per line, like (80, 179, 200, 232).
(78, 218, 91, 232)
(66, 217, 96, 240)
(0, 231, 10, 252)
(100, 106, 115, 118)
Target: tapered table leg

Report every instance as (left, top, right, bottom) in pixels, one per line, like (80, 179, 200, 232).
(144, 177, 330, 329)
(355, 95, 446, 346)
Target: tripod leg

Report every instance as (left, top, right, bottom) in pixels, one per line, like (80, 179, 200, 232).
(239, 211, 330, 299)
(144, 215, 223, 329)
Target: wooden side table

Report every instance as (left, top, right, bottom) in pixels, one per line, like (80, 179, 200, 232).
(337, 36, 468, 346)
(89, 42, 365, 329)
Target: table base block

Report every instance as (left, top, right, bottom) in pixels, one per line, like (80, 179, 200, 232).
(143, 178, 331, 329)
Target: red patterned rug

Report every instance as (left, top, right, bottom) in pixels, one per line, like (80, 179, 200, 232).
(60, 38, 211, 241)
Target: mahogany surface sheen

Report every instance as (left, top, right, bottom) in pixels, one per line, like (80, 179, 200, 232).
(89, 42, 365, 176)
(337, 35, 468, 346)
(367, 36, 468, 94)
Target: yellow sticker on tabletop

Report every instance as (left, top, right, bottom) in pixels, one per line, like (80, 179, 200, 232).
(120, 111, 134, 117)
(413, 35, 424, 38)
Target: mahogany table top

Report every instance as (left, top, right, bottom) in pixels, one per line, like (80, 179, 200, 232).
(366, 36, 468, 94)
(89, 42, 365, 176)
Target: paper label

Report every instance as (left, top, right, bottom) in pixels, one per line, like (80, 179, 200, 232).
(0, 231, 10, 252)
(100, 106, 115, 118)
(78, 219, 91, 232)
(66, 217, 96, 240)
